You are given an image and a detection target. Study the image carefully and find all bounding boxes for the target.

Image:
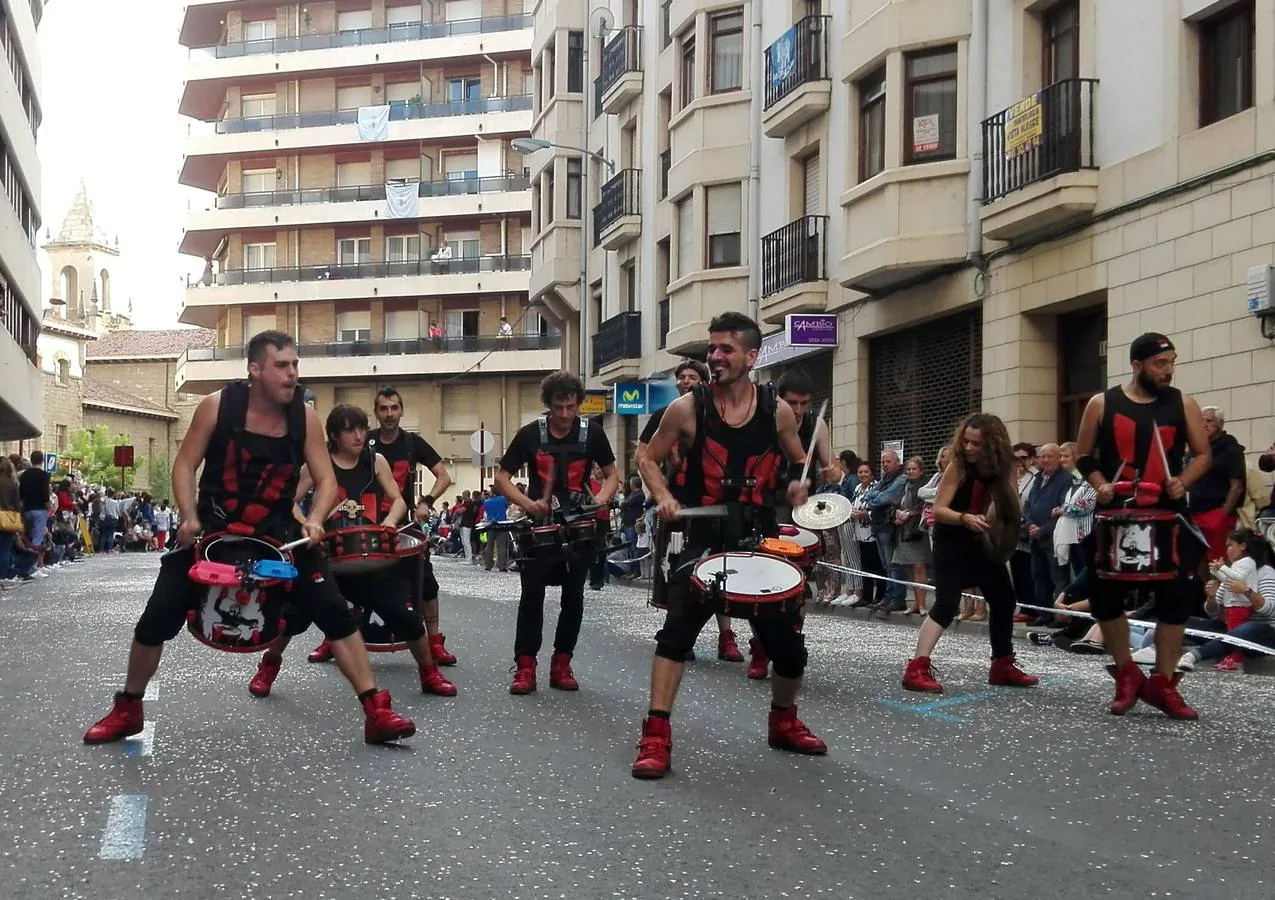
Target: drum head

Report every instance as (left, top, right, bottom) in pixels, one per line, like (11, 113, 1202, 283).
(789, 528, 820, 549)
(692, 552, 804, 599)
(187, 584, 283, 653)
(199, 534, 286, 566)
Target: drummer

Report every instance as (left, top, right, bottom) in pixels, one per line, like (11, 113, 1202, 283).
(630, 312, 826, 780)
(246, 403, 457, 699)
(83, 331, 417, 746)
(306, 386, 456, 667)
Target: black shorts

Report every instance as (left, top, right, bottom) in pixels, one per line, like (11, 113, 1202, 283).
(1083, 523, 1205, 626)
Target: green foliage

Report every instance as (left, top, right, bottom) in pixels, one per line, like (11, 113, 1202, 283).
(61, 425, 145, 492)
(147, 454, 172, 503)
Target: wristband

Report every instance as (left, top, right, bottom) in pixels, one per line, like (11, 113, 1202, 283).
(423, 494, 435, 506)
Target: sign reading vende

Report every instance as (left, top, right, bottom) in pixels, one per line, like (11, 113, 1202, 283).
(785, 313, 838, 347)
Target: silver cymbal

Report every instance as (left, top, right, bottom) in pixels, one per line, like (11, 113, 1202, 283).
(792, 493, 853, 530)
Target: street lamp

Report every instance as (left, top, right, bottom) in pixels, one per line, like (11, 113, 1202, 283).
(512, 138, 616, 173)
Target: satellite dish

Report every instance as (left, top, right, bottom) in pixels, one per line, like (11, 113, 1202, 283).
(589, 6, 615, 38)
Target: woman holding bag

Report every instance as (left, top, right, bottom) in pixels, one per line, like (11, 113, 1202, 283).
(0, 457, 24, 588)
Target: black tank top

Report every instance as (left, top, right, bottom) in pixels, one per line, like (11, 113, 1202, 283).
(1096, 384, 1187, 509)
(933, 470, 996, 542)
(675, 383, 783, 507)
(330, 449, 381, 525)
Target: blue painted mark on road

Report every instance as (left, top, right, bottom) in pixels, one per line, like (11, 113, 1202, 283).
(878, 676, 1071, 723)
(98, 795, 149, 860)
(121, 723, 154, 758)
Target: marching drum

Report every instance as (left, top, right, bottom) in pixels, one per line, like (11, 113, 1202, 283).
(397, 527, 427, 558)
(356, 598, 417, 653)
(782, 525, 822, 570)
(1094, 508, 1180, 582)
(690, 552, 806, 618)
(322, 524, 399, 574)
(186, 532, 292, 652)
(758, 537, 806, 565)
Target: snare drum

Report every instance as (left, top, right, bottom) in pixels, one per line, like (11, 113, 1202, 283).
(1094, 508, 1180, 582)
(322, 524, 399, 574)
(397, 529, 426, 558)
(186, 532, 290, 653)
(780, 525, 822, 570)
(758, 537, 806, 564)
(515, 523, 566, 563)
(564, 518, 598, 552)
(690, 552, 806, 618)
(356, 598, 417, 653)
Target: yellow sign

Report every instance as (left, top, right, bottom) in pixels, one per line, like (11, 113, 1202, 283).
(1004, 93, 1042, 156)
(579, 393, 607, 415)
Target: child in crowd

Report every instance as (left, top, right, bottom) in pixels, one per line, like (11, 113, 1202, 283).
(1209, 528, 1268, 671)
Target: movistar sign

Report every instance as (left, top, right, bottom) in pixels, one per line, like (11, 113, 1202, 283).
(613, 382, 648, 415)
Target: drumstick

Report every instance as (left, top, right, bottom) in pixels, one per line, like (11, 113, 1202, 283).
(798, 400, 828, 489)
(1151, 420, 1172, 485)
(676, 505, 730, 519)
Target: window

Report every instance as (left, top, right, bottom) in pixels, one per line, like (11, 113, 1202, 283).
(56, 357, 69, 385)
(243, 313, 275, 339)
(706, 183, 742, 268)
(658, 297, 670, 349)
(445, 309, 479, 337)
(386, 309, 420, 340)
(241, 93, 275, 119)
(444, 0, 480, 21)
(336, 85, 373, 109)
(545, 42, 556, 101)
(334, 387, 364, 407)
(448, 77, 481, 103)
(389, 5, 423, 26)
(622, 263, 637, 312)
(337, 9, 373, 31)
(680, 37, 696, 108)
(337, 310, 371, 343)
(661, 0, 672, 49)
(56, 424, 68, 452)
(676, 196, 694, 278)
(858, 68, 886, 180)
(242, 169, 274, 194)
(567, 31, 584, 93)
(444, 151, 478, 190)
(709, 12, 744, 94)
(386, 81, 418, 104)
(386, 235, 421, 263)
(904, 47, 958, 165)
(385, 157, 419, 181)
(523, 68, 536, 97)
(245, 243, 276, 270)
(544, 168, 555, 224)
(1043, 0, 1079, 85)
(444, 231, 480, 258)
(566, 159, 582, 219)
(1199, 1, 1255, 127)
(336, 160, 371, 187)
(243, 19, 277, 42)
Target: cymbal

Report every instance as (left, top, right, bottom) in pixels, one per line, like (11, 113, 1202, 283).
(792, 493, 853, 530)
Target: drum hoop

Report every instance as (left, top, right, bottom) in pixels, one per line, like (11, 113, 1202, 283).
(690, 552, 805, 602)
(199, 532, 290, 563)
(789, 529, 820, 547)
(1096, 509, 1179, 523)
(324, 525, 396, 539)
(759, 538, 805, 560)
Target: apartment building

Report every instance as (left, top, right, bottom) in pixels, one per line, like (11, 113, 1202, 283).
(0, 0, 44, 446)
(532, 0, 1275, 473)
(176, 0, 558, 492)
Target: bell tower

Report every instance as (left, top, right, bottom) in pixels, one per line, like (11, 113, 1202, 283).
(43, 179, 129, 333)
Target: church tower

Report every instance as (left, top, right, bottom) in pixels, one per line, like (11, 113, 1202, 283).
(43, 179, 130, 333)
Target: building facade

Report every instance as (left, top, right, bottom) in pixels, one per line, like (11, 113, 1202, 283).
(176, 0, 558, 492)
(0, 0, 45, 444)
(531, 0, 1275, 472)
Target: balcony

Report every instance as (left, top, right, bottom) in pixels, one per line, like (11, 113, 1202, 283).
(199, 15, 532, 59)
(214, 95, 532, 135)
(599, 26, 643, 114)
(760, 216, 829, 324)
(176, 332, 563, 394)
(594, 169, 642, 250)
(980, 78, 1099, 242)
(216, 173, 529, 210)
(762, 15, 831, 138)
(592, 311, 642, 381)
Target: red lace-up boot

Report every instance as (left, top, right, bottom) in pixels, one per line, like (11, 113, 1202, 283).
(307, 640, 333, 663)
(1108, 660, 1146, 715)
(249, 652, 283, 697)
(988, 654, 1039, 688)
(420, 663, 458, 697)
(902, 656, 944, 693)
(429, 633, 458, 666)
(718, 629, 744, 662)
(747, 639, 770, 679)
(550, 651, 579, 690)
(767, 706, 828, 754)
(631, 716, 672, 779)
(361, 690, 416, 743)
(509, 656, 537, 695)
(1139, 672, 1198, 720)
(83, 692, 144, 744)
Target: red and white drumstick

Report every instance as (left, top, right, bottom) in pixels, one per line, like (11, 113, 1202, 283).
(1151, 419, 1172, 486)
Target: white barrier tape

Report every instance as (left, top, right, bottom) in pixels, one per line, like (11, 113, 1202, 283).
(816, 561, 1275, 656)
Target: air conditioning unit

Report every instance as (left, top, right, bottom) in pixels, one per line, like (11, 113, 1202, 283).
(1247, 264, 1274, 316)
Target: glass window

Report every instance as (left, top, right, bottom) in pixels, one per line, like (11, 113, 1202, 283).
(1199, 1, 1255, 127)
(337, 238, 371, 265)
(904, 47, 958, 165)
(858, 67, 886, 181)
(447, 77, 481, 102)
(567, 31, 584, 93)
(242, 169, 274, 194)
(244, 313, 276, 338)
(385, 309, 420, 340)
(676, 196, 694, 278)
(337, 310, 371, 343)
(241, 94, 276, 119)
(1043, 0, 1079, 84)
(566, 159, 582, 219)
(386, 235, 421, 263)
(680, 37, 696, 108)
(706, 183, 742, 268)
(709, 11, 744, 94)
(244, 243, 276, 269)
(243, 19, 277, 42)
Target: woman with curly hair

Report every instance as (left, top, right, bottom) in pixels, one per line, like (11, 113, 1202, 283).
(901, 413, 1039, 694)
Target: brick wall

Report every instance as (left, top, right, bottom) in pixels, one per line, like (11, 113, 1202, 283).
(86, 360, 174, 412)
(39, 372, 84, 455)
(82, 410, 172, 493)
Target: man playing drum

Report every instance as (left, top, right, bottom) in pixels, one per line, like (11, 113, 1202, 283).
(1074, 332, 1211, 720)
(305, 387, 455, 667)
(630, 313, 826, 780)
(248, 403, 457, 699)
(494, 371, 620, 695)
(636, 358, 744, 664)
(83, 331, 417, 746)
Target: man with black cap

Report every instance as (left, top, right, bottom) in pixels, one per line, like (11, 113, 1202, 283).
(1073, 332, 1210, 720)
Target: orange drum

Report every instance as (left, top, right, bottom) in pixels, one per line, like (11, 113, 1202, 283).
(759, 537, 806, 563)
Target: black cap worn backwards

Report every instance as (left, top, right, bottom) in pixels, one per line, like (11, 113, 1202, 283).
(1130, 332, 1175, 363)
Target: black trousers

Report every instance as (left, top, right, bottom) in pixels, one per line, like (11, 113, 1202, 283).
(514, 551, 593, 658)
(1010, 549, 1034, 608)
(282, 564, 425, 643)
(930, 535, 1016, 659)
(857, 540, 885, 607)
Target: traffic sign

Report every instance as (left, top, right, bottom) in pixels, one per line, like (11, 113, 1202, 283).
(469, 429, 497, 455)
(114, 445, 135, 468)
(43, 454, 57, 473)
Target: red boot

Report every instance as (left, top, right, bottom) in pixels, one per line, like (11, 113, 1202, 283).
(550, 651, 579, 690)
(747, 639, 769, 679)
(249, 652, 283, 697)
(362, 690, 415, 743)
(1108, 660, 1146, 715)
(902, 656, 943, 693)
(430, 633, 457, 666)
(307, 640, 333, 663)
(767, 706, 827, 754)
(631, 716, 672, 779)
(83, 692, 144, 744)
(509, 655, 537, 695)
(718, 629, 744, 662)
(1139, 673, 1198, 720)
(988, 654, 1038, 688)
(420, 663, 458, 697)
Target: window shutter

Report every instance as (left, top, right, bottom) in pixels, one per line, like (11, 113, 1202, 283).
(337, 10, 373, 31)
(706, 183, 741, 236)
(677, 197, 695, 277)
(243, 314, 275, 338)
(337, 310, 372, 332)
(337, 85, 373, 109)
(387, 5, 421, 25)
(803, 155, 821, 216)
(442, 385, 481, 432)
(385, 157, 420, 180)
(385, 82, 417, 103)
(386, 309, 419, 340)
(337, 161, 372, 186)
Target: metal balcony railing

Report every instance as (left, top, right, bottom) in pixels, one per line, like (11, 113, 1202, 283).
(659, 149, 670, 199)
(764, 15, 830, 110)
(187, 255, 532, 288)
(982, 78, 1098, 204)
(214, 173, 531, 210)
(183, 332, 562, 363)
(205, 14, 532, 58)
(215, 94, 531, 134)
(592, 311, 642, 373)
(599, 26, 642, 98)
(593, 169, 641, 243)
(761, 216, 828, 297)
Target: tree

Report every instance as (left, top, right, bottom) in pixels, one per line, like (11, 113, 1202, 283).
(63, 425, 145, 492)
(148, 454, 172, 503)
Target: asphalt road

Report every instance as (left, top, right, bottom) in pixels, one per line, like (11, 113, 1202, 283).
(0, 553, 1271, 899)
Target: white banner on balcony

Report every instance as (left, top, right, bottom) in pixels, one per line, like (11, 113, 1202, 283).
(357, 104, 391, 141)
(385, 180, 419, 218)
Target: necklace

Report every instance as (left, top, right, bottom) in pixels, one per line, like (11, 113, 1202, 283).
(716, 384, 756, 428)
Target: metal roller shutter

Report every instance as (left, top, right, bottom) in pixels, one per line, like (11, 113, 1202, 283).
(803, 155, 821, 216)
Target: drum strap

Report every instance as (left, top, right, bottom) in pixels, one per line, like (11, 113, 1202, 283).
(211, 382, 307, 536)
(536, 415, 591, 502)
